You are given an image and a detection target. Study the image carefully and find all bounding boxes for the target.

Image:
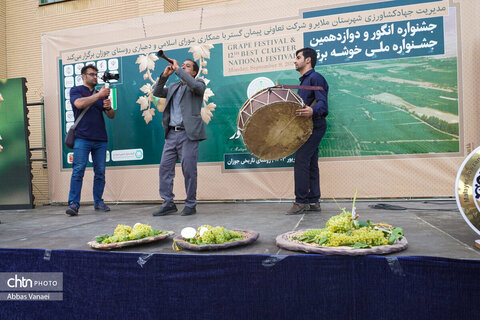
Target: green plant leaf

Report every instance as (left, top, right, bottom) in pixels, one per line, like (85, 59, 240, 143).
(358, 220, 371, 228)
(388, 227, 404, 244)
(392, 227, 404, 238)
(95, 234, 109, 243)
(352, 242, 371, 249)
(318, 236, 328, 245)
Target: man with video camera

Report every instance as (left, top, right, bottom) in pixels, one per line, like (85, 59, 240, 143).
(66, 65, 116, 216)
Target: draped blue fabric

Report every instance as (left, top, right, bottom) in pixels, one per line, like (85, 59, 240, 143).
(0, 248, 479, 319)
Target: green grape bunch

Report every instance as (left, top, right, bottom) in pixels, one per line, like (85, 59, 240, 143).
(199, 229, 216, 244)
(212, 226, 228, 243)
(302, 229, 323, 238)
(198, 225, 213, 232)
(325, 212, 354, 233)
(114, 225, 132, 238)
(129, 223, 154, 240)
(96, 223, 164, 244)
(189, 225, 244, 245)
(294, 209, 403, 249)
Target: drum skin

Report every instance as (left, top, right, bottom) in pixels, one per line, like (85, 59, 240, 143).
(237, 87, 313, 160)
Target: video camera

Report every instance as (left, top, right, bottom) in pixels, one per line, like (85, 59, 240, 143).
(101, 72, 119, 83)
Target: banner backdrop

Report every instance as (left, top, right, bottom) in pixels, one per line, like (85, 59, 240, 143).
(43, 0, 468, 202)
(0, 78, 34, 209)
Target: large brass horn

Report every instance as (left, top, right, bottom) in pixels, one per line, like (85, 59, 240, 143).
(156, 50, 174, 64)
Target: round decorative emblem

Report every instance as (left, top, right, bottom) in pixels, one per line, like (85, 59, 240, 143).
(455, 147, 480, 236)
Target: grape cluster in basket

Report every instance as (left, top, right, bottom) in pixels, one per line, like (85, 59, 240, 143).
(183, 225, 243, 245)
(294, 210, 404, 249)
(96, 223, 166, 244)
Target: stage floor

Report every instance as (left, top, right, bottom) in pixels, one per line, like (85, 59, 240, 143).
(0, 200, 479, 259)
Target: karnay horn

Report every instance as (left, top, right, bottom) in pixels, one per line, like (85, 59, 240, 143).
(156, 50, 174, 64)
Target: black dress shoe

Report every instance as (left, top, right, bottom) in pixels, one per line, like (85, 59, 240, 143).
(181, 206, 196, 216)
(152, 204, 177, 216)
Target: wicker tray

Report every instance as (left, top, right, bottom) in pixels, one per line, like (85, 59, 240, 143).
(88, 231, 175, 250)
(173, 229, 259, 251)
(276, 230, 408, 256)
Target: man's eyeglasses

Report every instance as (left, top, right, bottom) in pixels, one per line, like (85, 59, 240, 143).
(85, 73, 98, 77)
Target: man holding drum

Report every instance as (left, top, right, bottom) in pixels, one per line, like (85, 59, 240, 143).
(287, 47, 329, 215)
(152, 58, 206, 217)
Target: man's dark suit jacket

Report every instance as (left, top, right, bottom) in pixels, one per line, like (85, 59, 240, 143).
(153, 68, 207, 141)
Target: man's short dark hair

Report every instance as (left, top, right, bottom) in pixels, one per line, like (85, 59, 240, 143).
(185, 59, 199, 76)
(81, 65, 98, 75)
(296, 47, 317, 68)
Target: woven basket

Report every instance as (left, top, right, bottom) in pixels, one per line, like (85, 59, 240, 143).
(88, 231, 175, 250)
(276, 230, 408, 255)
(173, 230, 259, 251)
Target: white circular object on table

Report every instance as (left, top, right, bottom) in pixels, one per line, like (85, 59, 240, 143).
(181, 227, 197, 239)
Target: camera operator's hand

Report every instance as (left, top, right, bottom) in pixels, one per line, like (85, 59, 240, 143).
(163, 64, 175, 77)
(103, 98, 112, 110)
(103, 98, 115, 119)
(97, 86, 110, 99)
